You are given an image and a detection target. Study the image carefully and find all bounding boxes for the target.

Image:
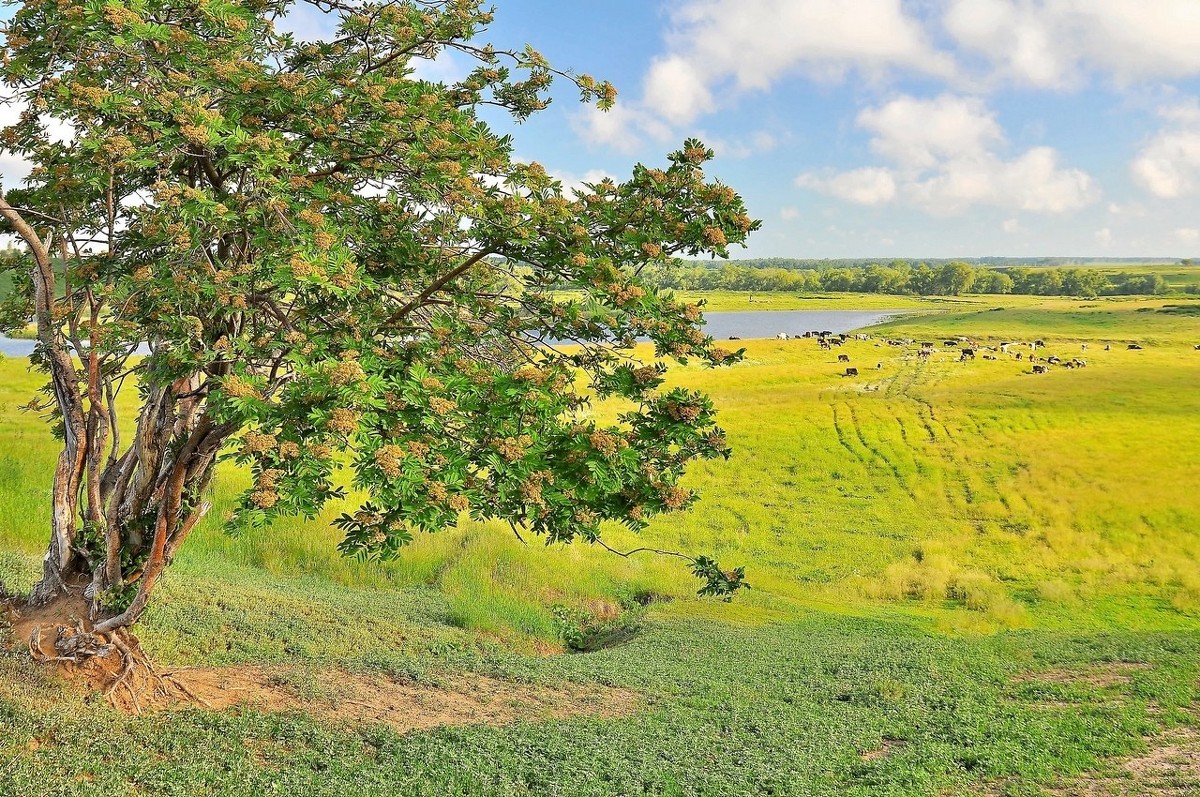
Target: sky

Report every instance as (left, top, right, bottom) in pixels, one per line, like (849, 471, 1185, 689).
(450, 0, 1200, 259)
(6, 0, 1200, 259)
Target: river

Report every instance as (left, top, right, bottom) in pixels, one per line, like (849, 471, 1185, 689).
(0, 310, 905, 359)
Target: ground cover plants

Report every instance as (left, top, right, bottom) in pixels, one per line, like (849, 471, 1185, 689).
(2, 294, 1199, 795)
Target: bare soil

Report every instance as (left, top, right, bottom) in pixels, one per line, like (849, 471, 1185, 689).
(1007, 663, 1200, 796)
(1050, 727, 1200, 797)
(1010, 662, 1153, 689)
(145, 665, 640, 732)
(3, 595, 640, 733)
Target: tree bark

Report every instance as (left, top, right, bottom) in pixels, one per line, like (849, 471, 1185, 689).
(0, 193, 89, 605)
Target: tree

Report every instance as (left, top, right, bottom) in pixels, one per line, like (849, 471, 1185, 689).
(970, 269, 1012, 295)
(935, 261, 975, 296)
(0, 0, 756, 641)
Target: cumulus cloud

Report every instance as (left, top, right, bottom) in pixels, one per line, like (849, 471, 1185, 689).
(578, 0, 954, 153)
(797, 167, 896, 206)
(942, 0, 1200, 88)
(547, 168, 618, 198)
(0, 96, 75, 188)
(570, 103, 673, 154)
(646, 0, 954, 125)
(1132, 99, 1200, 198)
(797, 95, 1099, 214)
(702, 130, 778, 160)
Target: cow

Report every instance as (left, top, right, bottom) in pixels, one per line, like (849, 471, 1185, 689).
(1063, 361, 1076, 369)
(838, 354, 850, 363)
(1194, 344, 1200, 350)
(844, 367, 858, 376)
(1047, 356, 1062, 365)
(1081, 343, 1088, 351)
(728, 336, 741, 340)
(1015, 352, 1023, 360)
(1032, 365, 1047, 374)
(1071, 359, 1087, 368)
(1034, 339, 1045, 348)
(1105, 344, 1111, 351)
(776, 332, 789, 341)
(1128, 343, 1143, 350)
(944, 340, 959, 347)
(960, 348, 976, 359)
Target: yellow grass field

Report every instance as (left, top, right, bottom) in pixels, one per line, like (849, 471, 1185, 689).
(3, 295, 1198, 643)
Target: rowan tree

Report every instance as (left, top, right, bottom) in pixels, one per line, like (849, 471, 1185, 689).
(0, 0, 756, 638)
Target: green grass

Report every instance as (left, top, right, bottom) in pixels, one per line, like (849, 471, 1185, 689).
(1, 293, 1199, 795)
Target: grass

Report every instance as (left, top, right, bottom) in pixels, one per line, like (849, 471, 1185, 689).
(1, 293, 1199, 795)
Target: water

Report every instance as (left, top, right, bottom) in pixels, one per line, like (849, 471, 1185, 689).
(0, 335, 34, 357)
(0, 310, 905, 359)
(701, 309, 905, 339)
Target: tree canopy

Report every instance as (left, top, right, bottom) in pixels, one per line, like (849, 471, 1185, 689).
(0, 0, 756, 630)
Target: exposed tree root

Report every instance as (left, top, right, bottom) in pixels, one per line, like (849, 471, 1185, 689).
(7, 594, 195, 713)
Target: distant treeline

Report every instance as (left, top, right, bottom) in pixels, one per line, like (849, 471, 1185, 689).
(646, 260, 1183, 297)
(704, 257, 1196, 269)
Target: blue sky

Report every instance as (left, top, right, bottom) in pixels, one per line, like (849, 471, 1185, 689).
(456, 0, 1200, 259)
(6, 1, 1200, 259)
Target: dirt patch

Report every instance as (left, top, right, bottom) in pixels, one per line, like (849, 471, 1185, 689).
(1012, 662, 1152, 689)
(140, 665, 641, 733)
(3, 590, 93, 654)
(860, 737, 905, 761)
(1050, 727, 1200, 796)
(4, 596, 639, 734)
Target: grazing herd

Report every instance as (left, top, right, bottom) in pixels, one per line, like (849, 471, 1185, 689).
(744, 329, 1185, 378)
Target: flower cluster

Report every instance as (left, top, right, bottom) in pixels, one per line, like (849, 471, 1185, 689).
(242, 431, 277, 454)
(327, 408, 359, 435)
(374, 444, 405, 478)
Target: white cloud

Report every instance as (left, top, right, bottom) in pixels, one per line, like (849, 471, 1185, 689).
(1002, 218, 1020, 233)
(1176, 227, 1200, 243)
(858, 95, 1001, 169)
(0, 95, 75, 189)
(1095, 227, 1113, 246)
(798, 167, 896, 206)
(797, 95, 1099, 214)
(578, 0, 954, 152)
(547, 168, 618, 198)
(643, 55, 716, 125)
(1132, 100, 1200, 198)
(702, 130, 778, 160)
(645, 0, 954, 125)
(570, 103, 672, 154)
(780, 206, 801, 221)
(943, 0, 1200, 88)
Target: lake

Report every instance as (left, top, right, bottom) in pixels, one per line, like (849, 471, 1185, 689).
(0, 310, 905, 359)
(699, 309, 904, 340)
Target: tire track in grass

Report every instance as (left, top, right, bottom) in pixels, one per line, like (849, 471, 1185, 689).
(830, 403, 869, 470)
(845, 403, 918, 501)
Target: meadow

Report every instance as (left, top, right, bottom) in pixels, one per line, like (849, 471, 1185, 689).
(1, 293, 1199, 795)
